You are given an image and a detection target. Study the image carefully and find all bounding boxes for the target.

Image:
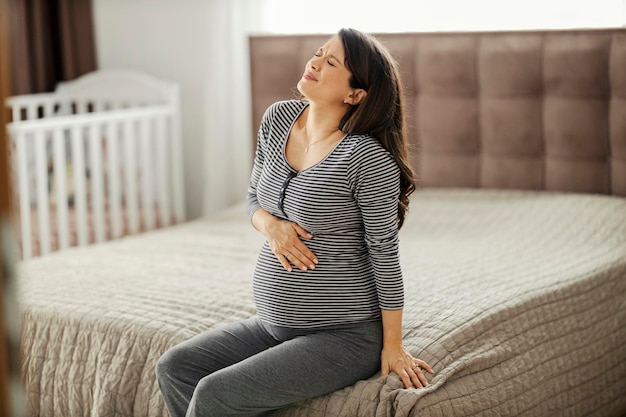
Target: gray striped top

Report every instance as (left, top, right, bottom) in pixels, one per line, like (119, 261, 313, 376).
(247, 100, 404, 328)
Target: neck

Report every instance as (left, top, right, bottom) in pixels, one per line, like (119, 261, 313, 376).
(301, 101, 346, 142)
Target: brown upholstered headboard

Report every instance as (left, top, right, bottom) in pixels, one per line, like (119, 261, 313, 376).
(249, 28, 626, 196)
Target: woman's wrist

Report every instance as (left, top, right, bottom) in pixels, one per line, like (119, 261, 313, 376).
(381, 309, 404, 345)
(383, 337, 403, 346)
(252, 208, 274, 237)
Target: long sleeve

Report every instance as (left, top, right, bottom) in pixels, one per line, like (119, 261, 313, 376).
(348, 140, 404, 310)
(246, 105, 272, 220)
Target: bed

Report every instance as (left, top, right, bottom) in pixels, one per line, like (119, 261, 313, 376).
(16, 28, 626, 417)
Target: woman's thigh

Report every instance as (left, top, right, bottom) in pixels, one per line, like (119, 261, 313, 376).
(188, 320, 383, 417)
(157, 316, 279, 385)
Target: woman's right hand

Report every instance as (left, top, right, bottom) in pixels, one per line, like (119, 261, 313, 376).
(252, 209, 318, 272)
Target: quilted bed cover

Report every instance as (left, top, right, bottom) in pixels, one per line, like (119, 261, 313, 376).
(17, 189, 626, 417)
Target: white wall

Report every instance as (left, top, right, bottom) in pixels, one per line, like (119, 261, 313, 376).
(92, 0, 258, 219)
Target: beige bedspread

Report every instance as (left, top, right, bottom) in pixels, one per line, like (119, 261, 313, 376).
(17, 189, 626, 417)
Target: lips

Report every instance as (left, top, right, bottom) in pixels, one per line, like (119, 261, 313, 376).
(303, 71, 317, 81)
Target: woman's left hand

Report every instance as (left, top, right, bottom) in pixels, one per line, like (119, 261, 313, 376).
(381, 342, 434, 389)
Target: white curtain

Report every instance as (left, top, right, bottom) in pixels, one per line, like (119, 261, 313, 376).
(203, 0, 271, 215)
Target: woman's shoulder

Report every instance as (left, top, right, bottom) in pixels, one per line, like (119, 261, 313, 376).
(343, 134, 399, 187)
(343, 133, 399, 175)
(344, 133, 393, 161)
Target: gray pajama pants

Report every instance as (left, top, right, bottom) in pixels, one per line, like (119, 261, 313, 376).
(155, 316, 383, 417)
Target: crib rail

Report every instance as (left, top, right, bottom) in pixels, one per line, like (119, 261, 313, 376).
(6, 93, 59, 121)
(6, 105, 185, 260)
(6, 92, 157, 122)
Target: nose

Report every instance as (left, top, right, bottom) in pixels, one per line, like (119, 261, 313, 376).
(310, 56, 321, 71)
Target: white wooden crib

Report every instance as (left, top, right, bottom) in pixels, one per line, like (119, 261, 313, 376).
(5, 70, 186, 260)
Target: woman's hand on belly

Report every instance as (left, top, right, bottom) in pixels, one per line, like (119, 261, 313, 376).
(252, 208, 318, 272)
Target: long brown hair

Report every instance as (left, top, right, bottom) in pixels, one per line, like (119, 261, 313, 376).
(337, 28, 416, 228)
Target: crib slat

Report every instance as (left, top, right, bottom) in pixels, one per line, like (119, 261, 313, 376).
(71, 125, 89, 246)
(15, 131, 32, 260)
(89, 124, 105, 243)
(44, 101, 55, 119)
(34, 130, 51, 256)
(52, 128, 70, 250)
(76, 100, 88, 114)
(123, 119, 139, 235)
(140, 117, 155, 231)
(106, 121, 123, 239)
(58, 100, 72, 117)
(171, 109, 185, 222)
(12, 106, 21, 122)
(93, 101, 104, 113)
(155, 116, 171, 227)
(27, 103, 37, 120)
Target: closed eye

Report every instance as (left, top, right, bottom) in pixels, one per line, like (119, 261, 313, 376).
(314, 50, 337, 67)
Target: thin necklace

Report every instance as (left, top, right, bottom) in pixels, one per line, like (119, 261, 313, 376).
(303, 128, 339, 154)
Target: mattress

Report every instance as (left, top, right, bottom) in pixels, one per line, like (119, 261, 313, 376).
(17, 189, 626, 417)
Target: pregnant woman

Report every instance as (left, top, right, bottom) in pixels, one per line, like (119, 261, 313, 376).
(156, 27, 433, 417)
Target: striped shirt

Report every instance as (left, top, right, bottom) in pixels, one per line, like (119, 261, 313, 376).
(247, 100, 404, 328)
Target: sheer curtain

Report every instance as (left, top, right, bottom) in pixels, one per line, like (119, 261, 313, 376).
(203, 0, 267, 215)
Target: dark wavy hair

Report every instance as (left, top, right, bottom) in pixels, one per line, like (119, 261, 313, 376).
(336, 28, 416, 228)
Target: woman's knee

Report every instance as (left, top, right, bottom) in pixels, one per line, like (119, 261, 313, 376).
(189, 375, 241, 416)
(155, 350, 173, 382)
(155, 344, 187, 381)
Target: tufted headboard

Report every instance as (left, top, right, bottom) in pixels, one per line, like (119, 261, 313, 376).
(249, 28, 626, 196)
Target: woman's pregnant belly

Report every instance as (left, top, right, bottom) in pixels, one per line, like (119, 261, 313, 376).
(252, 236, 381, 327)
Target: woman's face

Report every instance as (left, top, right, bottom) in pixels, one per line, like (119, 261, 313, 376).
(297, 36, 354, 105)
